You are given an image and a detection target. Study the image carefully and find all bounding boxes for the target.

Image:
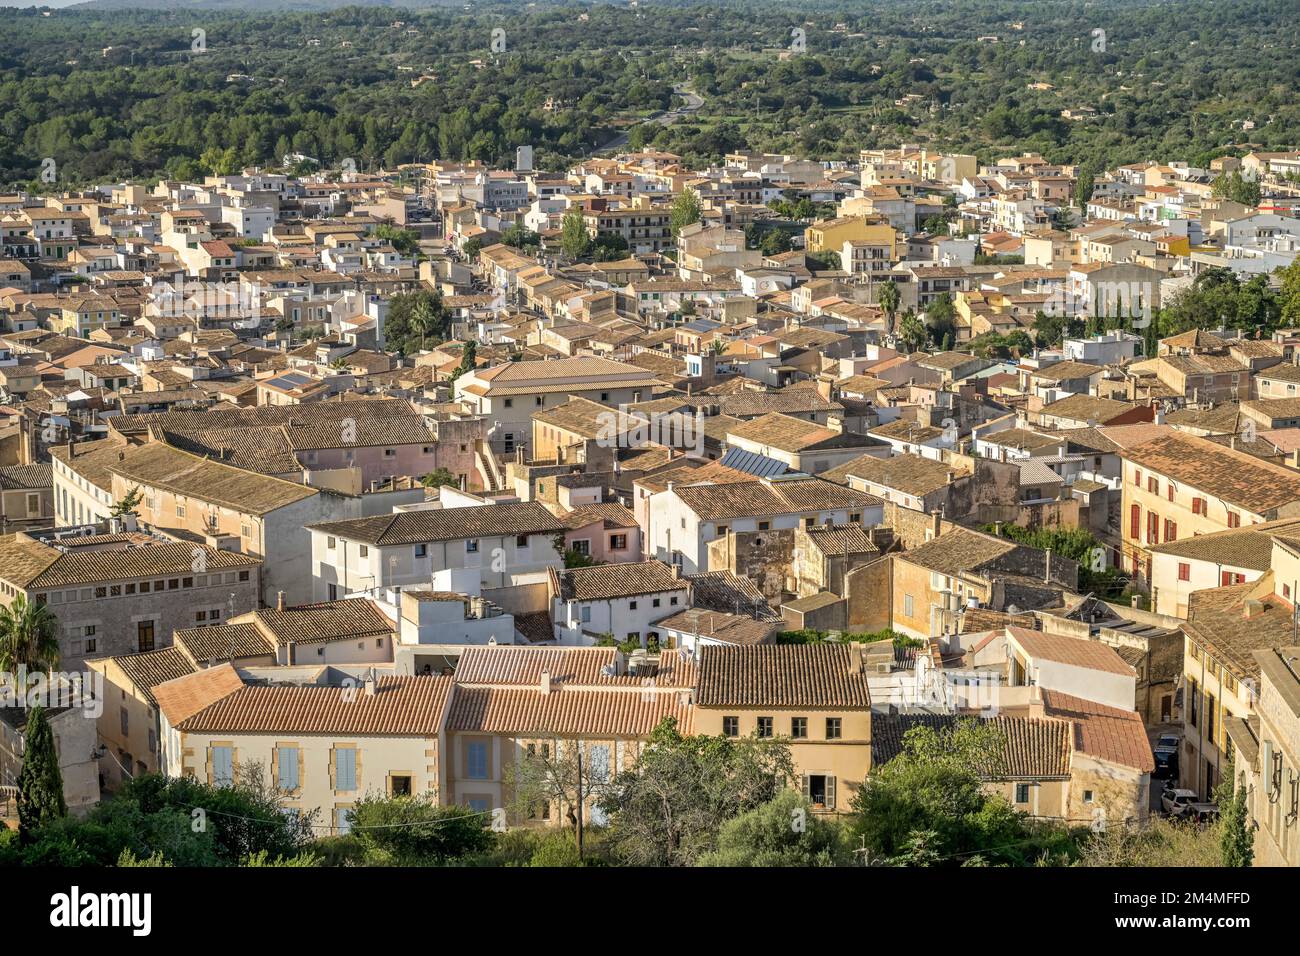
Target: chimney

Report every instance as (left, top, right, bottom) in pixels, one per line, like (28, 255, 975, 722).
(276, 590, 286, 611)
(930, 510, 941, 539)
(540, 670, 552, 695)
(364, 670, 377, 696)
(1043, 548, 1052, 583)
(847, 643, 863, 675)
(671, 564, 681, 580)
(1244, 599, 1266, 620)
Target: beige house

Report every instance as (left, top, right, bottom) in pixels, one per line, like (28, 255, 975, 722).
(1231, 645, 1300, 867)
(694, 643, 873, 813)
(88, 598, 400, 787)
(155, 665, 454, 833)
(445, 645, 696, 823)
(1179, 546, 1300, 798)
(1120, 429, 1300, 588)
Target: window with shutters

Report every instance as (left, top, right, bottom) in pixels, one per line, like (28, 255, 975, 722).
(1227, 511, 1241, 528)
(1164, 519, 1177, 542)
(802, 773, 836, 810)
(589, 744, 611, 784)
(277, 745, 300, 793)
(1178, 562, 1191, 581)
(210, 745, 234, 787)
(1130, 504, 1140, 539)
(334, 747, 358, 792)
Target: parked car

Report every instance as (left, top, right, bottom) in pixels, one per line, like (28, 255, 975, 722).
(1152, 734, 1180, 778)
(1161, 786, 1217, 819)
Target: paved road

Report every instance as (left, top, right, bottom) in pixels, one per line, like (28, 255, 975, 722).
(589, 86, 704, 156)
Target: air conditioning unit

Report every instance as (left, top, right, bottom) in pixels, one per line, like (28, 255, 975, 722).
(875, 661, 892, 675)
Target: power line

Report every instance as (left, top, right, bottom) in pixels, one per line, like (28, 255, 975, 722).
(171, 798, 500, 833)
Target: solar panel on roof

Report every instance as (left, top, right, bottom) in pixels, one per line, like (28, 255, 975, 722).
(719, 447, 791, 478)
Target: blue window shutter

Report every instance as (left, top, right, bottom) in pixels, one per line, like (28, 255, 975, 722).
(213, 746, 233, 785)
(337, 748, 356, 790)
(279, 747, 298, 790)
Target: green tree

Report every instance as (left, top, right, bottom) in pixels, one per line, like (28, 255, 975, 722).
(109, 485, 143, 518)
(450, 340, 477, 382)
(598, 717, 795, 866)
(375, 223, 420, 256)
(851, 720, 1068, 866)
(1032, 309, 1071, 349)
(560, 207, 592, 261)
(0, 595, 60, 675)
(421, 467, 460, 490)
(500, 224, 541, 251)
(1279, 260, 1300, 327)
(17, 705, 66, 842)
(877, 278, 900, 336)
(1215, 762, 1253, 867)
(925, 294, 957, 349)
(462, 237, 483, 261)
(699, 789, 846, 866)
(898, 310, 927, 353)
(347, 795, 494, 865)
(504, 738, 612, 835)
(385, 289, 449, 355)
(669, 187, 702, 237)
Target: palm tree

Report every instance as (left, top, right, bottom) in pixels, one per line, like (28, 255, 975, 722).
(411, 297, 436, 350)
(0, 595, 61, 677)
(878, 278, 900, 337)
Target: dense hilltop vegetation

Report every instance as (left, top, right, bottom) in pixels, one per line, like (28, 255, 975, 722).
(2, 0, 1297, 188)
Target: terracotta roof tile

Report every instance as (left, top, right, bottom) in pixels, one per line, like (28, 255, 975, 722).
(557, 560, 686, 602)
(1042, 689, 1154, 773)
(309, 501, 564, 546)
(447, 684, 693, 737)
(696, 643, 871, 708)
(872, 713, 1072, 778)
(176, 675, 453, 735)
(1007, 626, 1135, 676)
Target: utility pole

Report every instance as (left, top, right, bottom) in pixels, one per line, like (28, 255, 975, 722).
(575, 747, 585, 861)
